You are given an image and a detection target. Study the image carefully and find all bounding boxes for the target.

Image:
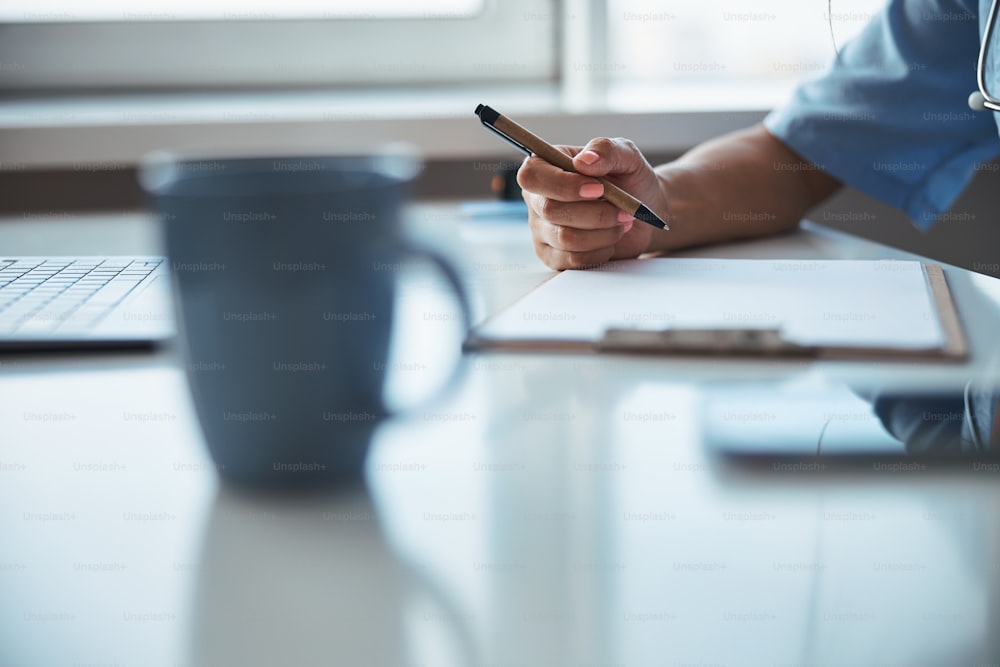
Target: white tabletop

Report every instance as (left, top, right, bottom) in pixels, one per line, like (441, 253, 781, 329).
(2, 205, 999, 666)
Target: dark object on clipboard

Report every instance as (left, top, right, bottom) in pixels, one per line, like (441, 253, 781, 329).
(491, 163, 522, 201)
(456, 162, 528, 220)
(597, 327, 815, 357)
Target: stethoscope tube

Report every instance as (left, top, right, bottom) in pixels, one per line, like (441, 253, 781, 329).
(973, 0, 1000, 110)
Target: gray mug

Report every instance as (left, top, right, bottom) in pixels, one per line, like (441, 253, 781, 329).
(141, 153, 469, 490)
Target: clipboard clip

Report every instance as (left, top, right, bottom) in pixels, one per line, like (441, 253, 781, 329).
(597, 327, 817, 357)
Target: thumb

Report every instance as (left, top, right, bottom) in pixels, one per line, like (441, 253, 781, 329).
(571, 137, 646, 177)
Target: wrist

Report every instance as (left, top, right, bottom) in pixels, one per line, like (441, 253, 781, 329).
(642, 165, 686, 255)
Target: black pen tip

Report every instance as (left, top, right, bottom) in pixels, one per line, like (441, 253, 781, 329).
(474, 103, 484, 116)
(634, 204, 669, 230)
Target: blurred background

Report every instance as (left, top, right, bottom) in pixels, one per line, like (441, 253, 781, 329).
(1, 0, 997, 275)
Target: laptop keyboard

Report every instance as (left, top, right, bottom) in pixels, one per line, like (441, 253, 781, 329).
(0, 258, 163, 335)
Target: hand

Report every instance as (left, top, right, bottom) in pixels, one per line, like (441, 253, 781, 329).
(517, 137, 666, 270)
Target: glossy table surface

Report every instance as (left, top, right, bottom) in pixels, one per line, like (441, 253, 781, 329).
(2, 204, 1000, 667)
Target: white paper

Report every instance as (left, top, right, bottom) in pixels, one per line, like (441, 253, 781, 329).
(475, 259, 945, 350)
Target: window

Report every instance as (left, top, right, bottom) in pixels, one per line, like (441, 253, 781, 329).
(1, 0, 485, 21)
(0, 0, 556, 90)
(0, 0, 886, 105)
(604, 0, 887, 108)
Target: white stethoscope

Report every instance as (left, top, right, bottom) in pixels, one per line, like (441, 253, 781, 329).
(971, 0, 1000, 110)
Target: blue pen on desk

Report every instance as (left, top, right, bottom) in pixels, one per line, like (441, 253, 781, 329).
(474, 104, 669, 231)
(459, 200, 529, 221)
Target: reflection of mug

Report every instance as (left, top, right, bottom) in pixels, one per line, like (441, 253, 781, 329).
(141, 153, 469, 488)
(191, 486, 477, 667)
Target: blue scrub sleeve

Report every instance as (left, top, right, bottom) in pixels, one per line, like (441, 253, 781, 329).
(765, 0, 1000, 229)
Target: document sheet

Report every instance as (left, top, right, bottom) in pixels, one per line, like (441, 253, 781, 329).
(474, 259, 946, 350)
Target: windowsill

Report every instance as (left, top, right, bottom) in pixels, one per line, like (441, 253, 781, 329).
(0, 80, 791, 168)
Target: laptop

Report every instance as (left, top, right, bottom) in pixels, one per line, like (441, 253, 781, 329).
(0, 256, 175, 351)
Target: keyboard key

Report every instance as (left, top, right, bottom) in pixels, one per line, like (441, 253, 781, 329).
(16, 317, 60, 335)
(86, 281, 142, 306)
(0, 307, 41, 323)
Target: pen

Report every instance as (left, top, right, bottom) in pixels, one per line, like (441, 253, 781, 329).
(474, 104, 669, 231)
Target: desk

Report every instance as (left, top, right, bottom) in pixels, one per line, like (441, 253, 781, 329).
(2, 204, 1000, 666)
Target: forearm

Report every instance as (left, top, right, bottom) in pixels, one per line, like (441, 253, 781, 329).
(645, 124, 841, 254)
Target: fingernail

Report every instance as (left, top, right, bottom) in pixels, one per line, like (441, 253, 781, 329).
(577, 150, 600, 165)
(622, 219, 634, 234)
(617, 210, 635, 223)
(579, 182, 604, 198)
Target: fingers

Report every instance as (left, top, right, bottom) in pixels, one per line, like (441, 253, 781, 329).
(518, 149, 625, 233)
(536, 207, 629, 253)
(532, 227, 649, 270)
(533, 245, 619, 271)
(571, 137, 647, 178)
(527, 200, 637, 270)
(529, 198, 626, 242)
(517, 153, 603, 204)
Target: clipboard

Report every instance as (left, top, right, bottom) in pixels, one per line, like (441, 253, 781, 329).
(464, 259, 967, 360)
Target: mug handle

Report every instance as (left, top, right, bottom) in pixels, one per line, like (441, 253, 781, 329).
(386, 241, 473, 415)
